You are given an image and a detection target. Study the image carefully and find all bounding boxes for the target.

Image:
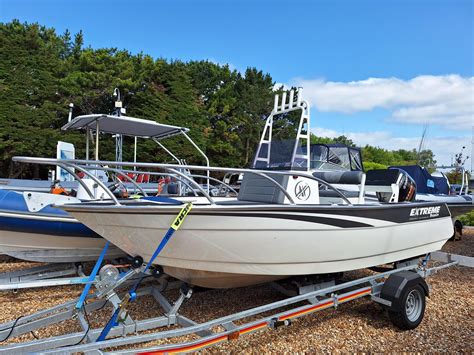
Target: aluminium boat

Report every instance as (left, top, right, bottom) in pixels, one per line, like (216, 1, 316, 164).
(55, 90, 453, 288)
(62, 193, 453, 288)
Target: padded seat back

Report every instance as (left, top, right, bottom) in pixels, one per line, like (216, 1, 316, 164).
(238, 173, 289, 204)
(312, 170, 363, 185)
(318, 189, 360, 198)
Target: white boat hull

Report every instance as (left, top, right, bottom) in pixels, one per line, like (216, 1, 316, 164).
(0, 229, 123, 263)
(65, 202, 453, 288)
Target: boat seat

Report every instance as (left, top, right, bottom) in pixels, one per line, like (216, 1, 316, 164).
(312, 171, 363, 185)
(237, 173, 289, 204)
(365, 169, 400, 185)
(318, 189, 360, 198)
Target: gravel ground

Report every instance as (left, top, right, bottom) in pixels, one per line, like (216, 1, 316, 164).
(443, 226, 474, 256)
(0, 232, 472, 352)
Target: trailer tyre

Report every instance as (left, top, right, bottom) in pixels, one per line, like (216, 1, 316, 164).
(388, 284, 426, 330)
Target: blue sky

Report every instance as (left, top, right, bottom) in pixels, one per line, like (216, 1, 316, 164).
(1, 0, 473, 166)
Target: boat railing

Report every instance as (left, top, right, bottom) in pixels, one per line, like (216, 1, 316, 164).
(60, 164, 208, 202)
(105, 167, 148, 196)
(12, 157, 353, 206)
(185, 174, 239, 196)
(103, 168, 201, 197)
(432, 165, 470, 195)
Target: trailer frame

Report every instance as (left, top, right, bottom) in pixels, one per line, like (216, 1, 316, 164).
(0, 254, 461, 354)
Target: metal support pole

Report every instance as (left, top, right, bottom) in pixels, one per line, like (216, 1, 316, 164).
(168, 167, 215, 204)
(67, 103, 74, 123)
(154, 138, 183, 194)
(154, 139, 181, 165)
(95, 121, 99, 161)
(181, 131, 210, 193)
(106, 168, 147, 196)
(59, 163, 95, 199)
(134, 137, 138, 171)
(86, 127, 90, 161)
(69, 163, 121, 205)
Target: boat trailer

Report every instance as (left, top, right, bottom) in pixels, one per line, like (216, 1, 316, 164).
(0, 254, 463, 354)
(0, 256, 140, 291)
(0, 262, 86, 290)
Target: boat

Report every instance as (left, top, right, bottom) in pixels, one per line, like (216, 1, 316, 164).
(304, 145, 473, 221)
(44, 89, 454, 288)
(388, 165, 473, 219)
(60, 192, 452, 288)
(0, 189, 125, 262)
(0, 95, 217, 263)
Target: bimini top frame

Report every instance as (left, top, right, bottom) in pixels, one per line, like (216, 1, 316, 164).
(62, 113, 210, 191)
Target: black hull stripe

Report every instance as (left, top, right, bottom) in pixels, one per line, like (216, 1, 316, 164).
(205, 213, 373, 228)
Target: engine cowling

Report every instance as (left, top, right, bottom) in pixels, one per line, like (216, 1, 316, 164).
(365, 168, 416, 203)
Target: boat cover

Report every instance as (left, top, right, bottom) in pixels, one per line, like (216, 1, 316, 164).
(390, 165, 449, 195)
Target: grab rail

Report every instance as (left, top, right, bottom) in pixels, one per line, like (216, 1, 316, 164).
(187, 174, 238, 196)
(67, 163, 121, 205)
(12, 157, 353, 206)
(55, 163, 95, 200)
(167, 167, 215, 204)
(99, 168, 199, 197)
(100, 167, 148, 197)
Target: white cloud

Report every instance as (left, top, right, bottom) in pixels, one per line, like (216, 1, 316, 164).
(313, 126, 472, 167)
(294, 75, 474, 130)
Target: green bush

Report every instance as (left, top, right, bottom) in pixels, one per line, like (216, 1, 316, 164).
(363, 162, 388, 172)
(458, 211, 474, 226)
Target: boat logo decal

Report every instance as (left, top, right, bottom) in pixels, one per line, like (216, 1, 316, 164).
(171, 202, 193, 230)
(295, 181, 311, 201)
(409, 205, 441, 218)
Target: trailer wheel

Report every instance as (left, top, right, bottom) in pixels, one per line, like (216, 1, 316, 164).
(388, 284, 426, 330)
(453, 220, 463, 240)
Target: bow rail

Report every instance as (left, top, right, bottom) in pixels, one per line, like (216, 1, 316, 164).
(12, 157, 353, 206)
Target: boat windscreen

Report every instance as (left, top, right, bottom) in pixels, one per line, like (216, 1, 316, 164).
(349, 148, 363, 171)
(253, 138, 307, 170)
(310, 144, 363, 171)
(327, 146, 350, 170)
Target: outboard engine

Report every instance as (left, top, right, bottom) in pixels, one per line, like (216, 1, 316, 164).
(365, 169, 416, 203)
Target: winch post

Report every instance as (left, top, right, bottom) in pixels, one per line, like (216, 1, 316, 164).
(75, 241, 110, 310)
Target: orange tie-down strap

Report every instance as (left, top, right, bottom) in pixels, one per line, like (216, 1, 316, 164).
(139, 287, 372, 354)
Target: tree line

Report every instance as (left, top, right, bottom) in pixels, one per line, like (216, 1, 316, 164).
(0, 20, 435, 179)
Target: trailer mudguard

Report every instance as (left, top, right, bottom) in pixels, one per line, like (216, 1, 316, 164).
(380, 271, 429, 312)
